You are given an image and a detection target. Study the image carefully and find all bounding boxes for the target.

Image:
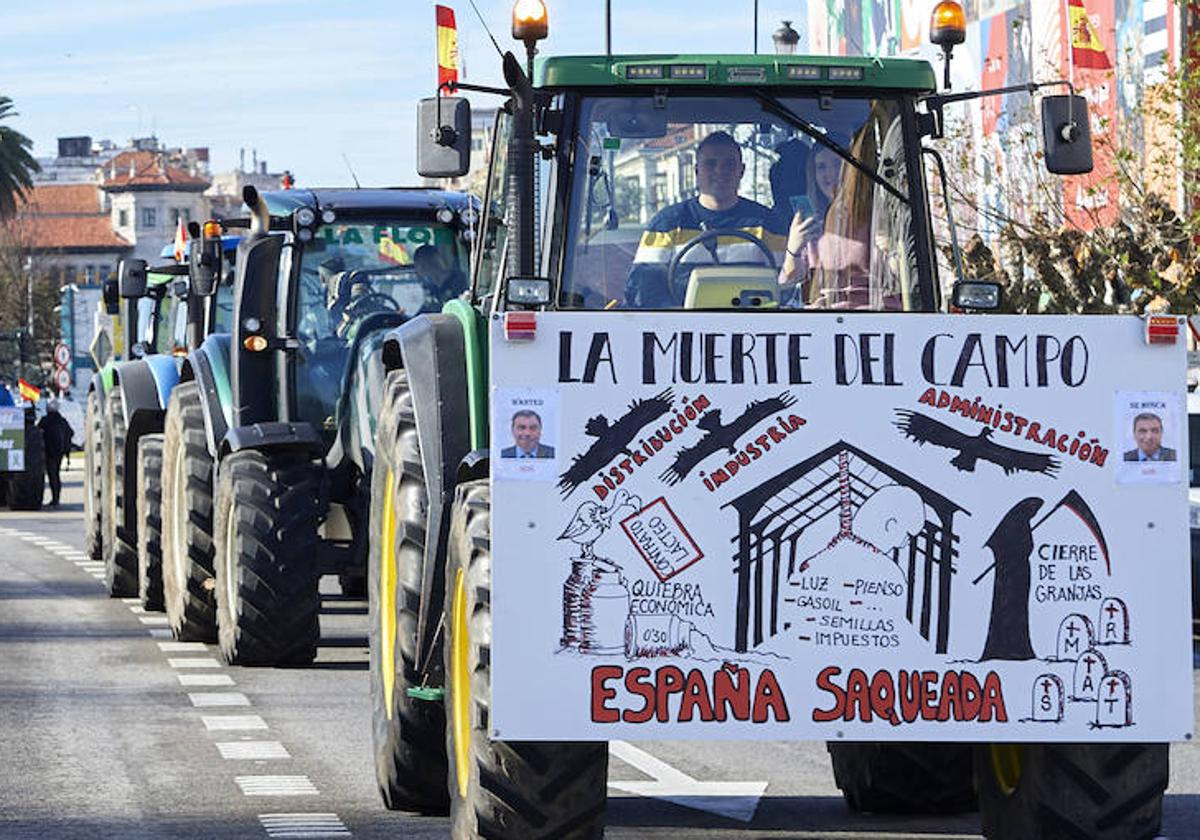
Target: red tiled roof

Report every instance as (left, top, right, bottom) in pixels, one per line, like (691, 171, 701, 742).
(101, 150, 209, 189)
(5, 184, 130, 252)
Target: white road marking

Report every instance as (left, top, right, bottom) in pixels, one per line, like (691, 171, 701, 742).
(168, 657, 220, 668)
(89, 572, 106, 579)
(188, 692, 250, 707)
(148, 629, 172, 639)
(203, 715, 268, 731)
(129, 606, 148, 614)
(236, 776, 318, 796)
(120, 597, 140, 604)
(607, 741, 767, 823)
(258, 813, 350, 837)
(217, 741, 290, 760)
(157, 641, 208, 652)
(73, 560, 92, 566)
(178, 673, 235, 686)
(138, 616, 170, 626)
(80, 563, 104, 571)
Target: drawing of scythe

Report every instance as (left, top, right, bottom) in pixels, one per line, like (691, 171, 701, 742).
(972, 489, 1110, 586)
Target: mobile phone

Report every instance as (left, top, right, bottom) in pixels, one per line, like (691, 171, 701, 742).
(788, 195, 815, 218)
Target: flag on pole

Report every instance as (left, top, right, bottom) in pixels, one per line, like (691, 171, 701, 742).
(1066, 0, 1111, 70)
(173, 216, 188, 262)
(17, 378, 40, 403)
(436, 5, 459, 92)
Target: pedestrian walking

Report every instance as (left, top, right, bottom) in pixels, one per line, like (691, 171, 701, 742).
(37, 400, 73, 508)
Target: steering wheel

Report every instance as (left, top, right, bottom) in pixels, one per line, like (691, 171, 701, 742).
(344, 292, 401, 318)
(665, 228, 778, 301)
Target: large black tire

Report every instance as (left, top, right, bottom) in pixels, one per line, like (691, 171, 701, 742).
(84, 389, 104, 558)
(214, 448, 322, 666)
(137, 433, 165, 612)
(827, 742, 977, 814)
(8, 422, 45, 511)
(339, 568, 368, 599)
(102, 389, 138, 596)
(975, 743, 1168, 840)
(444, 480, 608, 840)
(161, 381, 217, 641)
(368, 369, 449, 813)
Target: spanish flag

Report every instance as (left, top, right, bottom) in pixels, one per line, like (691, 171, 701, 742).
(17, 378, 40, 403)
(436, 5, 459, 91)
(1067, 0, 1111, 70)
(173, 216, 188, 262)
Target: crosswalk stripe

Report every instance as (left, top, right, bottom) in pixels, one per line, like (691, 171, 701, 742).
(189, 692, 250, 707)
(203, 715, 268, 731)
(258, 813, 350, 838)
(236, 776, 318, 796)
(178, 673, 235, 686)
(148, 629, 172, 639)
(138, 616, 170, 626)
(158, 641, 209, 652)
(168, 657, 220, 668)
(217, 741, 290, 760)
(120, 597, 140, 604)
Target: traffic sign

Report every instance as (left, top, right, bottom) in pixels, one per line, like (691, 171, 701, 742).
(53, 342, 70, 367)
(52, 368, 71, 392)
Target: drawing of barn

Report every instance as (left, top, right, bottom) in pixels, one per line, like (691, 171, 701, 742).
(723, 440, 967, 653)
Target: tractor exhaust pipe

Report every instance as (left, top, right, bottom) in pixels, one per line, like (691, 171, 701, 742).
(243, 185, 270, 235)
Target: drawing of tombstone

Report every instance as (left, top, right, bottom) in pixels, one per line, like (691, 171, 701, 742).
(1071, 648, 1108, 701)
(1095, 670, 1133, 728)
(1054, 613, 1096, 661)
(1031, 673, 1065, 722)
(1097, 597, 1131, 645)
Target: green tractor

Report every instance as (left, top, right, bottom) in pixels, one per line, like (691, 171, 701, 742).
(159, 187, 474, 667)
(96, 231, 238, 606)
(366, 3, 1177, 839)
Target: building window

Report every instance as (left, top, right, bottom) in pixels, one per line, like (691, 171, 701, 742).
(175, 208, 190, 225)
(84, 265, 96, 284)
(142, 207, 157, 228)
(118, 208, 129, 227)
(98, 265, 112, 284)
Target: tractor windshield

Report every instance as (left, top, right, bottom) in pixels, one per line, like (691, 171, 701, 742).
(560, 92, 922, 311)
(292, 219, 468, 430)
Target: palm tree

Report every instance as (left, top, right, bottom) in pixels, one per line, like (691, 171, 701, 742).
(0, 97, 40, 220)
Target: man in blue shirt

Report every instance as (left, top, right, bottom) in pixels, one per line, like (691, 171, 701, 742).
(624, 131, 800, 308)
(1122, 412, 1176, 462)
(500, 410, 555, 459)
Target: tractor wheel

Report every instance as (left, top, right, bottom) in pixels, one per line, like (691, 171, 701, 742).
(444, 479, 608, 839)
(339, 569, 368, 599)
(8, 422, 45, 511)
(161, 381, 217, 641)
(975, 743, 1168, 840)
(827, 742, 976, 814)
(136, 434, 165, 611)
(214, 448, 322, 666)
(368, 369, 449, 813)
(102, 389, 137, 596)
(84, 389, 104, 559)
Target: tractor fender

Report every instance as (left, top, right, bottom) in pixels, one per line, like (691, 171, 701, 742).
(89, 371, 107, 414)
(384, 314, 471, 665)
(111, 356, 177, 534)
(219, 421, 326, 460)
(182, 335, 233, 459)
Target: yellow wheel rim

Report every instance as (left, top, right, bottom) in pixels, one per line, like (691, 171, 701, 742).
(990, 744, 1023, 796)
(379, 469, 397, 719)
(451, 567, 470, 798)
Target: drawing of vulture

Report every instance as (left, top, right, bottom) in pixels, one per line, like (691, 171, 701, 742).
(893, 410, 1060, 476)
(557, 389, 675, 497)
(660, 392, 798, 485)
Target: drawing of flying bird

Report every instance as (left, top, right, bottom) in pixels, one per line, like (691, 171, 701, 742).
(660, 392, 798, 485)
(893, 410, 1060, 476)
(557, 389, 675, 497)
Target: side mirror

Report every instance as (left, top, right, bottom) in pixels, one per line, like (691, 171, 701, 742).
(417, 96, 471, 178)
(102, 277, 119, 314)
(1041, 95, 1093, 175)
(117, 258, 147, 299)
(189, 234, 222, 297)
(952, 280, 1002, 310)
